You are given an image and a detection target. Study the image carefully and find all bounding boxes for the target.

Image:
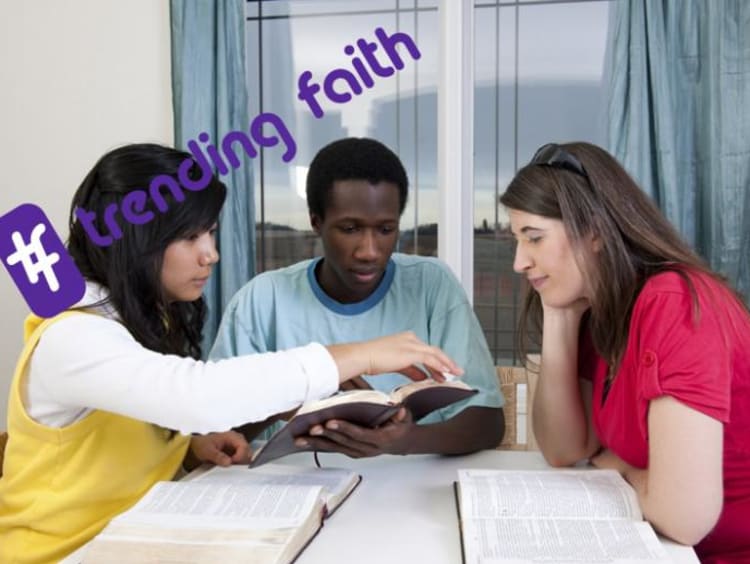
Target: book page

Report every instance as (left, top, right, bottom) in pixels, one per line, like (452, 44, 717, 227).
(84, 482, 326, 564)
(458, 469, 642, 520)
(193, 464, 359, 512)
(107, 481, 322, 530)
(457, 469, 671, 563)
(390, 378, 473, 402)
(296, 389, 392, 415)
(461, 519, 671, 563)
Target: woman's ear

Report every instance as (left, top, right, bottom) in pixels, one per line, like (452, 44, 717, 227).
(585, 226, 602, 253)
(591, 233, 603, 253)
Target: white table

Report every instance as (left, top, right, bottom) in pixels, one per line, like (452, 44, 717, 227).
(64, 449, 698, 563)
(288, 449, 699, 564)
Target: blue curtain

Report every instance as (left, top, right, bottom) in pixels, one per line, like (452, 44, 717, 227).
(605, 0, 750, 300)
(171, 0, 256, 354)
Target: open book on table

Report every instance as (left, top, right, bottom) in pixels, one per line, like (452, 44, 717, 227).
(454, 468, 672, 564)
(250, 378, 477, 467)
(83, 464, 360, 564)
(190, 463, 361, 517)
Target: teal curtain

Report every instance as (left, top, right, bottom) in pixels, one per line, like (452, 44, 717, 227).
(171, 0, 256, 354)
(605, 0, 750, 300)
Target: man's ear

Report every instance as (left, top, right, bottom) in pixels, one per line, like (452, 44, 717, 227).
(310, 214, 322, 234)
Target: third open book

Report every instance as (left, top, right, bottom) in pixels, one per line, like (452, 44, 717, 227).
(455, 468, 672, 563)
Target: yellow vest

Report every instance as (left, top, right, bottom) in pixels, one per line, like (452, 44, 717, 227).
(0, 313, 190, 564)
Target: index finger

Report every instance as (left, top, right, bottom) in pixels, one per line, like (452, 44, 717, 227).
(420, 345, 464, 377)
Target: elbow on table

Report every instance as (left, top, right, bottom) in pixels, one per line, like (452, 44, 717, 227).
(660, 521, 716, 548)
(459, 406, 506, 452)
(537, 442, 590, 468)
(542, 453, 567, 468)
(655, 501, 722, 547)
(533, 425, 595, 468)
(489, 407, 506, 447)
(540, 451, 580, 468)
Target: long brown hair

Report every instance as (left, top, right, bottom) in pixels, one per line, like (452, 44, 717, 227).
(500, 141, 743, 369)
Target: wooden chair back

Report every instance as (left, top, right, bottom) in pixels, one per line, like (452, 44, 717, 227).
(496, 355, 540, 450)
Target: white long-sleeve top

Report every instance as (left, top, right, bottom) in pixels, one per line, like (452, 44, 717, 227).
(24, 283, 339, 434)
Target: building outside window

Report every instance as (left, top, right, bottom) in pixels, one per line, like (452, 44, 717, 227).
(246, 0, 610, 364)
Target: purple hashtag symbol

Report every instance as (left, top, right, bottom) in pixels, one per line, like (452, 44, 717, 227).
(0, 204, 85, 317)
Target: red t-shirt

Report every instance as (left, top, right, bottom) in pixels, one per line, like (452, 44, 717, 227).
(580, 271, 750, 563)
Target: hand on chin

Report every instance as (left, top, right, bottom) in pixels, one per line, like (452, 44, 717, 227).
(541, 295, 591, 320)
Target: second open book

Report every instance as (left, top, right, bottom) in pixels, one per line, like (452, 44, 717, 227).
(82, 464, 360, 564)
(455, 468, 672, 564)
(250, 378, 477, 467)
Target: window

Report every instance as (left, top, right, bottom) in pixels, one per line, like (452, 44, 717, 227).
(246, 0, 610, 363)
(246, 0, 439, 272)
(473, 0, 610, 362)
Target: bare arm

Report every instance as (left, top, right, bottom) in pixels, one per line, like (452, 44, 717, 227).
(298, 405, 505, 457)
(396, 406, 505, 454)
(594, 396, 723, 545)
(533, 302, 600, 466)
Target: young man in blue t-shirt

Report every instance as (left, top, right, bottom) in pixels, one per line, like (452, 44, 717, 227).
(211, 137, 505, 456)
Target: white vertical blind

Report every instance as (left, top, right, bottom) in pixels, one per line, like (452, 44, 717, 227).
(438, 0, 474, 303)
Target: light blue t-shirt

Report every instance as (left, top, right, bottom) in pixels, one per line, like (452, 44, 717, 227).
(210, 253, 504, 435)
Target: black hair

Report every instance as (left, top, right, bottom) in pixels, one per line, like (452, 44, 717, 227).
(306, 137, 409, 219)
(67, 143, 227, 359)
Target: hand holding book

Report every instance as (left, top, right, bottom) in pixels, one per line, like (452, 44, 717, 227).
(300, 405, 414, 458)
(250, 378, 477, 467)
(329, 375, 403, 454)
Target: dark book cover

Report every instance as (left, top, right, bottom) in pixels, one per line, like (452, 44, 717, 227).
(250, 383, 477, 468)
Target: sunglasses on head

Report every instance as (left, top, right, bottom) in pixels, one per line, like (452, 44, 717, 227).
(529, 143, 588, 180)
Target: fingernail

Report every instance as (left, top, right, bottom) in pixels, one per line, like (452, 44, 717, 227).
(327, 422, 338, 430)
(310, 427, 323, 436)
(295, 439, 308, 447)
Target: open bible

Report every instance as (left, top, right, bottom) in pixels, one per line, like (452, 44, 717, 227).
(82, 464, 360, 564)
(454, 469, 672, 564)
(250, 378, 477, 467)
(191, 463, 361, 517)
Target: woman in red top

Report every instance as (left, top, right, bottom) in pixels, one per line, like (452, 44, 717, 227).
(500, 142, 750, 563)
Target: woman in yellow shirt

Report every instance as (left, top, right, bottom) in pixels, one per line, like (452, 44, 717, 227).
(0, 143, 460, 563)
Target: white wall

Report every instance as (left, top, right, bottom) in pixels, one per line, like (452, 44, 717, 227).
(0, 1, 173, 426)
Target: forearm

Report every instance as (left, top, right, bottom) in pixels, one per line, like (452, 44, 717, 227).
(593, 457, 681, 537)
(621, 466, 715, 546)
(534, 310, 593, 465)
(182, 445, 202, 472)
(592, 398, 724, 546)
(627, 398, 723, 545)
(397, 407, 505, 455)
